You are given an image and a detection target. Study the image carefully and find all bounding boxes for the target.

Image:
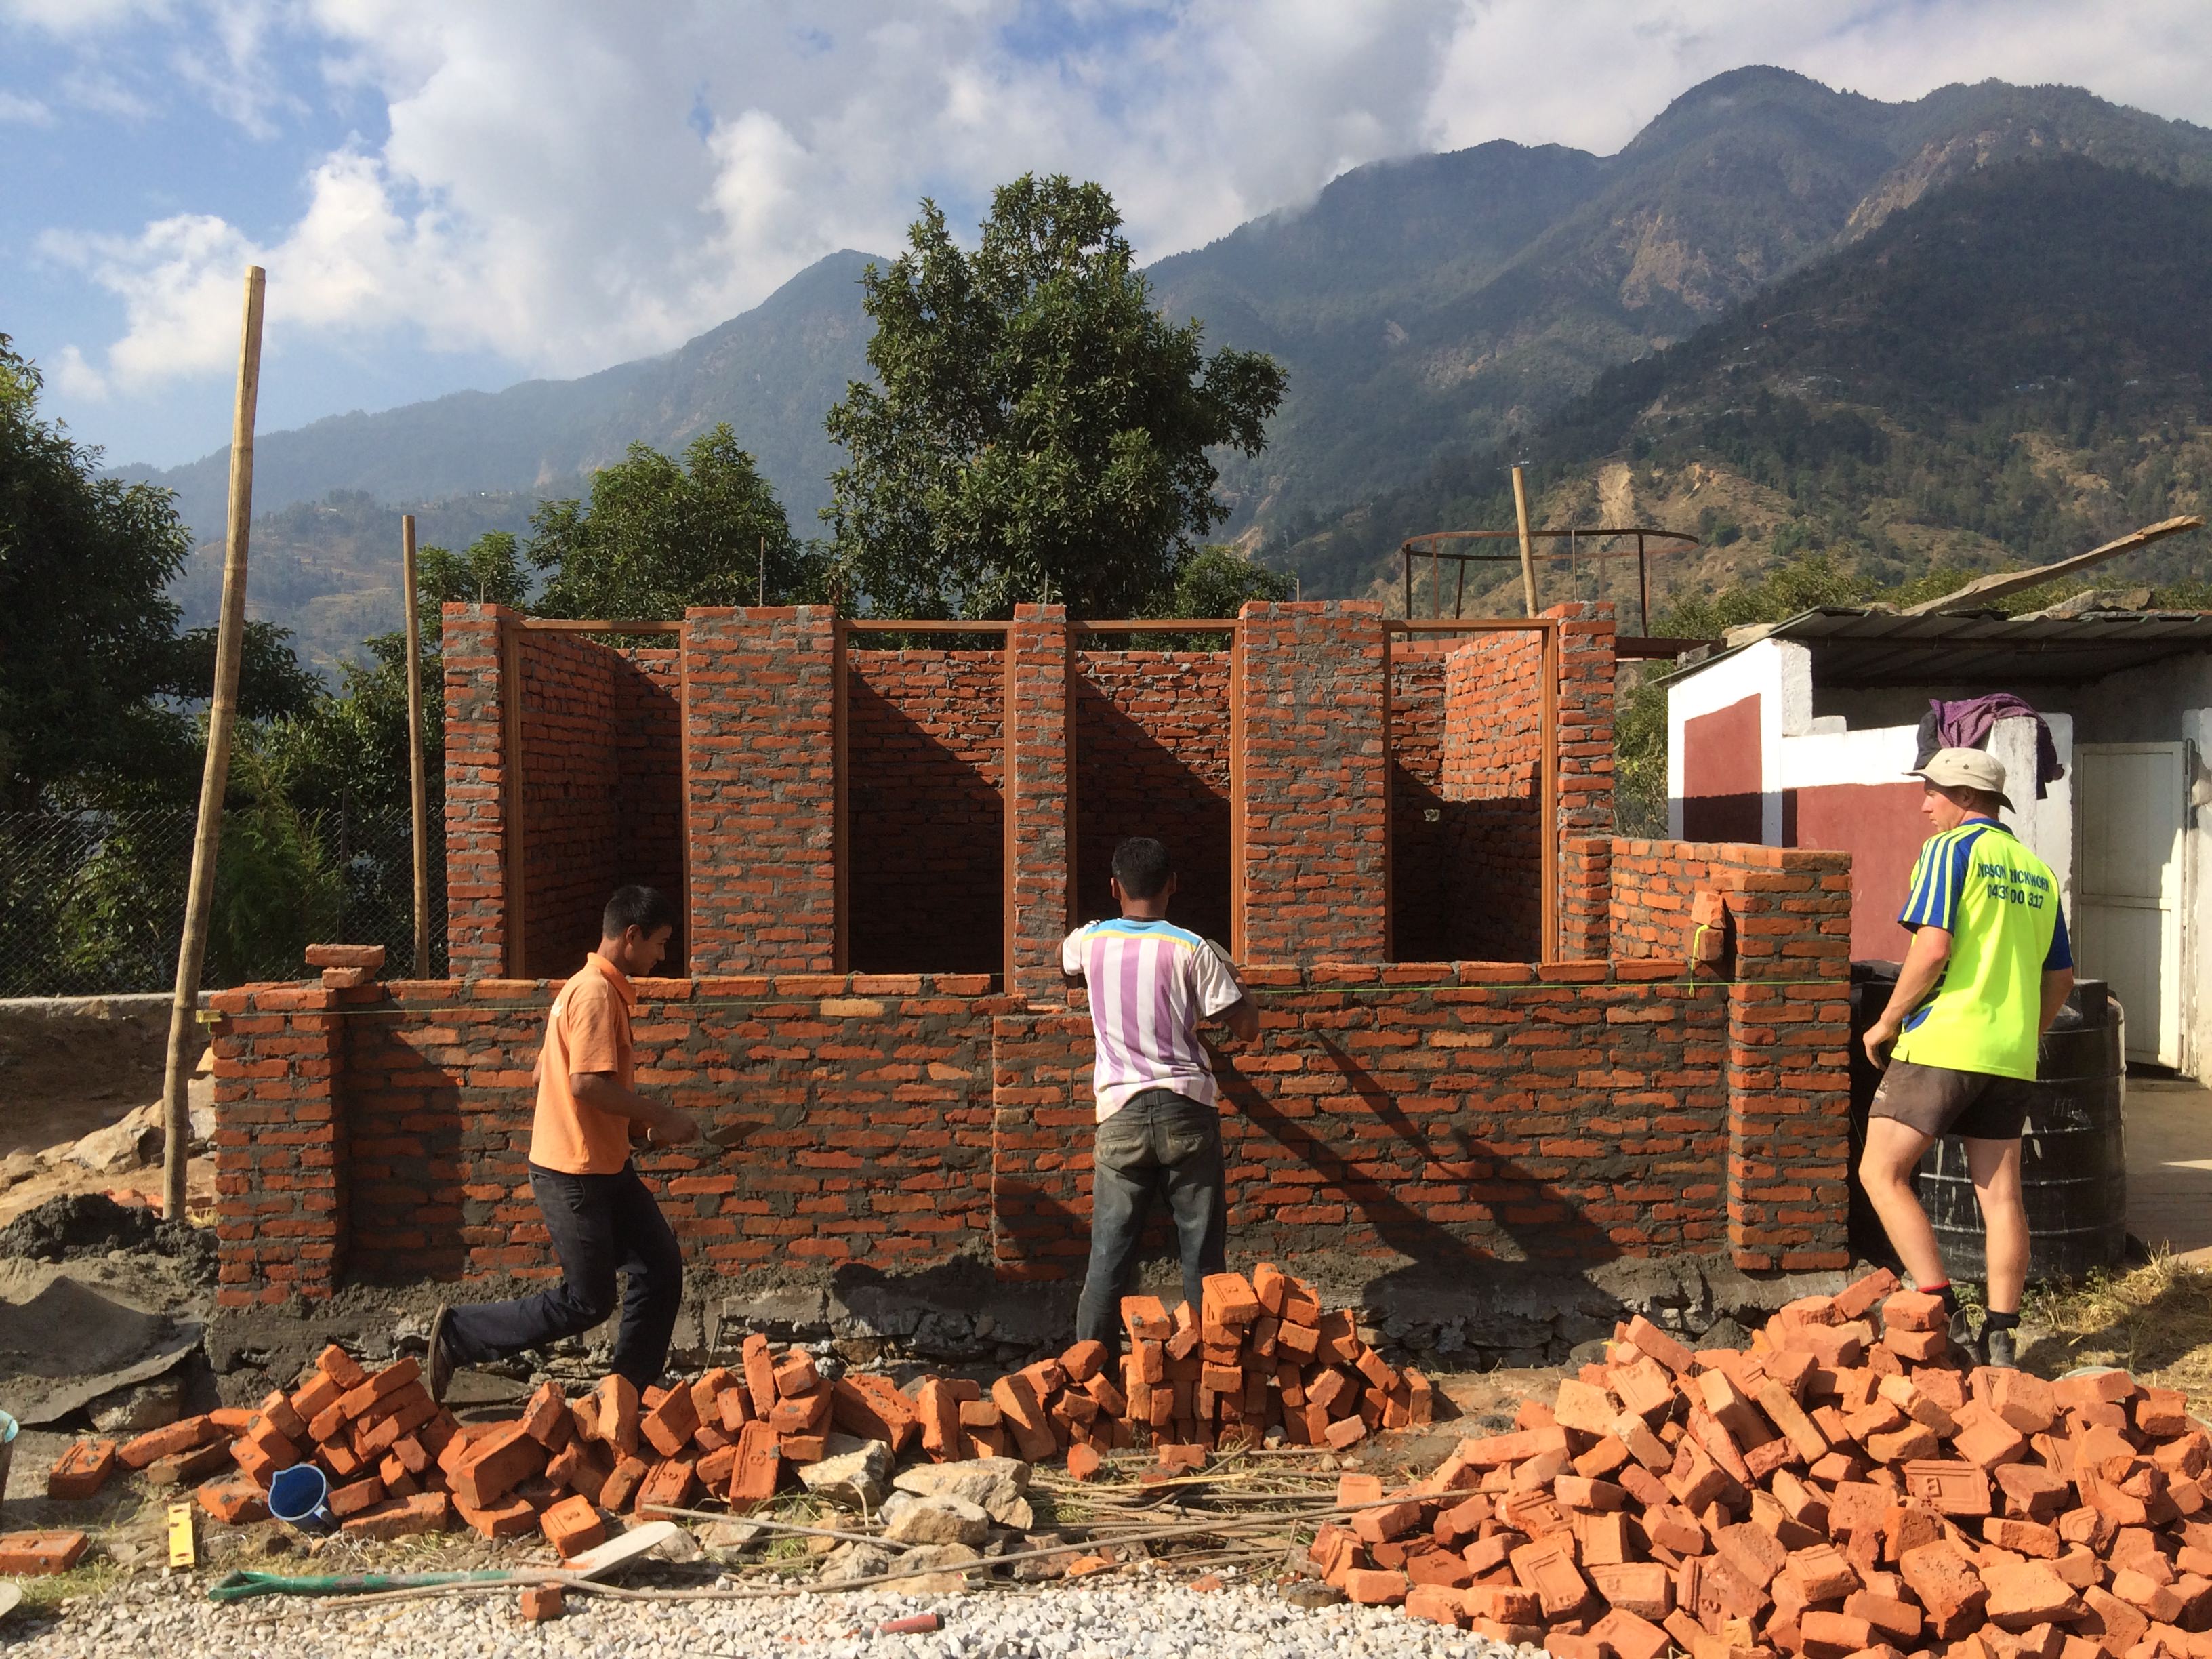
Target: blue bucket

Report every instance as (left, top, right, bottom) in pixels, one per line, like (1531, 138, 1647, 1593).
(268, 1464, 335, 1534)
(0, 1410, 16, 1519)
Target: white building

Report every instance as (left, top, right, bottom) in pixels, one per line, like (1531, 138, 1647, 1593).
(1664, 608, 2212, 1076)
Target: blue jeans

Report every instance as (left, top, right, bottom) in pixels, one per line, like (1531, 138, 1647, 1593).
(1073, 1088, 1227, 1352)
(441, 1162, 684, 1389)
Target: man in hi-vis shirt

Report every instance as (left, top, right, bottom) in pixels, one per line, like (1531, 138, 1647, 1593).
(426, 886, 700, 1397)
(1860, 748, 2073, 1370)
(1061, 838, 1259, 1354)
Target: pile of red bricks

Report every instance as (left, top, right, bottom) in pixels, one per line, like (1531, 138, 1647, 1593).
(1315, 1269, 2212, 1659)
(39, 1264, 1426, 1557)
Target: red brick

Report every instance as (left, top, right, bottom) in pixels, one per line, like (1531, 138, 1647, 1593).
(1344, 1568, 1409, 1605)
(0, 1530, 89, 1574)
(640, 1384, 699, 1458)
(196, 1475, 270, 1525)
(728, 1422, 780, 1506)
(118, 1414, 220, 1470)
(452, 1424, 546, 1510)
(518, 1584, 565, 1622)
(46, 1440, 118, 1500)
(341, 1491, 451, 1539)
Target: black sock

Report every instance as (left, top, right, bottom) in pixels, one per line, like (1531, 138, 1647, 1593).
(1923, 1281, 1960, 1317)
(1984, 1309, 2020, 1332)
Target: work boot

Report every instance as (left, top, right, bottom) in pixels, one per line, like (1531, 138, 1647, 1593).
(425, 1303, 455, 1404)
(1980, 1323, 2020, 1370)
(1947, 1305, 1980, 1368)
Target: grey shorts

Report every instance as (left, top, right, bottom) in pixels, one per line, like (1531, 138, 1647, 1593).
(1870, 1058, 2035, 1140)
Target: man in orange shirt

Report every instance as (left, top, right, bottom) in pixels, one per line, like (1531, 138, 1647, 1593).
(426, 886, 700, 1397)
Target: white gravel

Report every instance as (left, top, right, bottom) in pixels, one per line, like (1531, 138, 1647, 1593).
(11, 1570, 1533, 1659)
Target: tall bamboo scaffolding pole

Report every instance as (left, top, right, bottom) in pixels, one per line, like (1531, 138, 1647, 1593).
(401, 514, 430, 977)
(161, 265, 264, 1221)
(1511, 464, 1540, 618)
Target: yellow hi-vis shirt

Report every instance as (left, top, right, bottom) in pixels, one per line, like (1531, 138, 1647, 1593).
(1891, 817, 2072, 1081)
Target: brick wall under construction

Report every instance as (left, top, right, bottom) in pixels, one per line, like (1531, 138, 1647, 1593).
(210, 836, 1850, 1308)
(208, 598, 1853, 1309)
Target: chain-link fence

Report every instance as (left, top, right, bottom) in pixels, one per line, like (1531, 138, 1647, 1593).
(0, 805, 445, 997)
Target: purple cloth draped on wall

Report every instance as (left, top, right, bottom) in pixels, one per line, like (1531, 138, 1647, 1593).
(1912, 693, 2064, 800)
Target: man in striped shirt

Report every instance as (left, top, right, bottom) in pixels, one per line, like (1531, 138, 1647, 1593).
(1062, 837, 1259, 1353)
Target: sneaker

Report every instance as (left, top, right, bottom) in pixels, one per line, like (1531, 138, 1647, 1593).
(426, 1303, 455, 1404)
(1980, 1324, 2019, 1370)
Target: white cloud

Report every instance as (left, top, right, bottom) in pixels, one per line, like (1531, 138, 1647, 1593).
(0, 0, 169, 30)
(28, 0, 2212, 411)
(0, 88, 52, 122)
(56, 66, 157, 120)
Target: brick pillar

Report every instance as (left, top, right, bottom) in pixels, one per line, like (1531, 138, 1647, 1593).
(1719, 844, 1853, 1271)
(1549, 600, 1616, 841)
(1560, 837, 1612, 960)
(682, 607, 838, 975)
(442, 602, 520, 979)
(1004, 604, 1073, 1000)
(1235, 600, 1387, 965)
(211, 985, 345, 1307)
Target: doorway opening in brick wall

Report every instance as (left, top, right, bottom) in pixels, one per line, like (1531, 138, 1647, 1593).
(1383, 618, 1561, 965)
(504, 619, 688, 978)
(1072, 640, 1235, 953)
(842, 639, 1008, 975)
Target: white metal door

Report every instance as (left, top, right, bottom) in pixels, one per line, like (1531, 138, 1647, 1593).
(2074, 743, 2187, 1066)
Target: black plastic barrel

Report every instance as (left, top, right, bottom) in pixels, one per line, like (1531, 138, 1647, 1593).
(1848, 964, 2127, 1284)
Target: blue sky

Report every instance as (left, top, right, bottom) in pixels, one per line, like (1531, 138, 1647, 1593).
(5, 0, 2208, 472)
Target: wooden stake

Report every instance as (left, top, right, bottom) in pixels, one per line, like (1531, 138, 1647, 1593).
(758, 534, 766, 607)
(401, 514, 431, 978)
(1512, 464, 1540, 619)
(161, 264, 264, 1223)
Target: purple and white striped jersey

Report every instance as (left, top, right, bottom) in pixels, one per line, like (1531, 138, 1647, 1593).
(1060, 917, 1245, 1122)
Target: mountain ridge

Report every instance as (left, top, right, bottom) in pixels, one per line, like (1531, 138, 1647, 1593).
(104, 68, 2212, 665)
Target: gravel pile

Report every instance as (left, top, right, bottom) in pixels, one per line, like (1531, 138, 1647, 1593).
(12, 1572, 1534, 1659)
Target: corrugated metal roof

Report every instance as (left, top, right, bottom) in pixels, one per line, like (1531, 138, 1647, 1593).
(1660, 607, 2212, 688)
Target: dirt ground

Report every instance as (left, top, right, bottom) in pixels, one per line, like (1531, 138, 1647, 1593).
(0, 1004, 212, 1227)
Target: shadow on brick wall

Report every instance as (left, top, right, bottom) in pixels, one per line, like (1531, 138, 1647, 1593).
(1071, 672, 1231, 946)
(847, 676, 1005, 975)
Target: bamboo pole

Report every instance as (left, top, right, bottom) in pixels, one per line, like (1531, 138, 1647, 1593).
(160, 265, 265, 1222)
(401, 514, 430, 977)
(1512, 464, 1539, 618)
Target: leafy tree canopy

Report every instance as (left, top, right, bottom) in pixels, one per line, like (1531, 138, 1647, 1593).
(528, 426, 812, 619)
(825, 173, 1286, 619)
(0, 335, 193, 806)
(0, 337, 319, 806)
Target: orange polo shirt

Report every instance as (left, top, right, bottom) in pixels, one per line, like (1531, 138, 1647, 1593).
(528, 952, 637, 1176)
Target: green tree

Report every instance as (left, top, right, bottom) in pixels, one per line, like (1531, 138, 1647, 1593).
(419, 530, 529, 628)
(527, 427, 810, 619)
(0, 336, 322, 807)
(0, 336, 196, 806)
(825, 174, 1286, 619)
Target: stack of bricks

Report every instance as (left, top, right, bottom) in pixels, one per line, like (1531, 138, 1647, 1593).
(44, 1268, 1431, 1549)
(54, 1263, 2212, 1659)
(1307, 1267, 2212, 1659)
